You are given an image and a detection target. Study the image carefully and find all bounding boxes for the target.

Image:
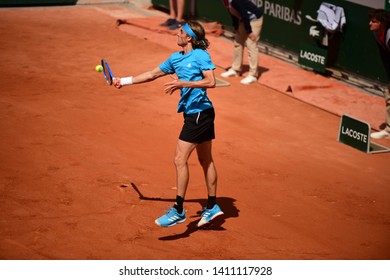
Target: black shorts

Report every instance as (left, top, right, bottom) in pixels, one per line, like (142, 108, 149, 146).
(179, 108, 215, 144)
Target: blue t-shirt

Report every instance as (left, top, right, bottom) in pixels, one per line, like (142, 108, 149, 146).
(159, 48, 215, 114)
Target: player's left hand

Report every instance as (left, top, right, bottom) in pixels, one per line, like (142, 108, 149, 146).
(164, 75, 181, 95)
(164, 80, 180, 95)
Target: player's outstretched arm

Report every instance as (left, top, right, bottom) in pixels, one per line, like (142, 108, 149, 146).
(114, 67, 166, 89)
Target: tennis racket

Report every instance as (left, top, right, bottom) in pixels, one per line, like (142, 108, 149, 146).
(101, 58, 114, 85)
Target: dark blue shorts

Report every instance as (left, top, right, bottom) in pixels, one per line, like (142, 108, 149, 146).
(179, 108, 215, 144)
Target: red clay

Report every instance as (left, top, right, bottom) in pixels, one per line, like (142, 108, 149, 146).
(0, 5, 389, 260)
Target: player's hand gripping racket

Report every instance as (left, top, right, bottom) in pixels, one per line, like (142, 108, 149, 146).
(101, 58, 114, 85)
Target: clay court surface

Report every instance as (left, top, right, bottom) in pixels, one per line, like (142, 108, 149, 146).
(0, 4, 389, 260)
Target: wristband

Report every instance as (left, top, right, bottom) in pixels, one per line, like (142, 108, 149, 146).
(120, 76, 133, 86)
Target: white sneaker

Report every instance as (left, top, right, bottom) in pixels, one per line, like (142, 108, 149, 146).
(221, 68, 238, 78)
(371, 130, 390, 139)
(240, 75, 257, 85)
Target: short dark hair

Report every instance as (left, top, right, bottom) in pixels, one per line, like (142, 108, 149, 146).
(369, 9, 390, 29)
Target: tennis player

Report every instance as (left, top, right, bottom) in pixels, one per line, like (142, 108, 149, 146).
(113, 20, 224, 228)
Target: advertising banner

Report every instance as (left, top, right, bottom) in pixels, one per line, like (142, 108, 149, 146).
(298, 44, 328, 73)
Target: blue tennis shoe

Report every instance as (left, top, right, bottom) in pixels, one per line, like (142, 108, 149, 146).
(197, 204, 224, 227)
(155, 206, 186, 227)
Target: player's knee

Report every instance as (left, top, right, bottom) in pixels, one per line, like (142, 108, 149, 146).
(173, 155, 186, 168)
(198, 155, 212, 168)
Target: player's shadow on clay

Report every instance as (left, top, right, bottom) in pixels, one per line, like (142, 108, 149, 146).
(127, 183, 239, 241)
